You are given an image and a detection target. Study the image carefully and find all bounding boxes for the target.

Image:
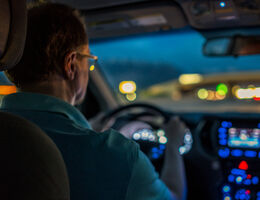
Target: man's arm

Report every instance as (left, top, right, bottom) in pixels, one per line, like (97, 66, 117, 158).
(161, 117, 187, 200)
(125, 147, 174, 200)
(125, 116, 188, 200)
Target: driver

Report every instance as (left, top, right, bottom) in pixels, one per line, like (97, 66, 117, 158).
(1, 2, 187, 200)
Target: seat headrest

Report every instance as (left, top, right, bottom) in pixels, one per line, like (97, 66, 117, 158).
(0, 111, 70, 200)
(0, 0, 27, 71)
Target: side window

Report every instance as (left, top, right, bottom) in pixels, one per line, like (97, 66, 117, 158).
(0, 72, 17, 103)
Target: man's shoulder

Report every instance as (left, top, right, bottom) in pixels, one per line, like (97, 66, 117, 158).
(49, 126, 140, 166)
(94, 129, 139, 161)
(76, 128, 141, 187)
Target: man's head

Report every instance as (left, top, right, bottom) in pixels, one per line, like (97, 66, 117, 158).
(6, 3, 93, 105)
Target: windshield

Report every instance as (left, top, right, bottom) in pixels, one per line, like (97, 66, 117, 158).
(90, 28, 260, 112)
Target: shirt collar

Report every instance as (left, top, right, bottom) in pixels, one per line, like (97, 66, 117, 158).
(0, 92, 91, 129)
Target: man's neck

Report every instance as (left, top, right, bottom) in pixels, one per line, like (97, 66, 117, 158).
(20, 79, 76, 105)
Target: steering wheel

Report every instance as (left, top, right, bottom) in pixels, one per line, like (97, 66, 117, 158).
(101, 103, 171, 128)
(98, 103, 193, 160)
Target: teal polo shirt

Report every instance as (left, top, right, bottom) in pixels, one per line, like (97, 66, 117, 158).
(0, 92, 172, 200)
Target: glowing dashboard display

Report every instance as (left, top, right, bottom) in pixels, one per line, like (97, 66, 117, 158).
(228, 128, 260, 149)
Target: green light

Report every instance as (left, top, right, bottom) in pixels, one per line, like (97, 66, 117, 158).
(216, 83, 228, 96)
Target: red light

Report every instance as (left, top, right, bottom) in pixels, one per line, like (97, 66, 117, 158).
(245, 190, 250, 195)
(254, 97, 260, 101)
(247, 174, 252, 179)
(238, 161, 248, 170)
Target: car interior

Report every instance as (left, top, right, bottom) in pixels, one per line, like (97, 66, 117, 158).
(1, 0, 260, 200)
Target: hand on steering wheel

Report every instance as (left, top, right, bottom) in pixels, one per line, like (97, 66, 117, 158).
(90, 103, 192, 156)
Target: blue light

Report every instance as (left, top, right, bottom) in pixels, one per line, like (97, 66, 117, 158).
(228, 175, 235, 182)
(151, 147, 158, 153)
(220, 2, 226, 8)
(158, 150, 164, 155)
(152, 153, 160, 159)
(219, 127, 227, 134)
(244, 179, 251, 185)
(258, 123, 260, 129)
(231, 149, 243, 157)
(159, 144, 166, 150)
(219, 139, 228, 145)
(252, 177, 259, 185)
(231, 168, 245, 176)
(240, 194, 246, 199)
(223, 185, 231, 193)
(244, 150, 257, 158)
(219, 132, 227, 139)
(222, 121, 229, 128)
(218, 148, 230, 158)
(257, 191, 260, 196)
(242, 174, 247, 179)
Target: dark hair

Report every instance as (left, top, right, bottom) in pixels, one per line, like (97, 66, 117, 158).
(6, 3, 88, 87)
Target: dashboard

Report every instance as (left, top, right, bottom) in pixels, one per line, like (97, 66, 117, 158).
(118, 112, 260, 200)
(184, 114, 260, 200)
(215, 119, 260, 200)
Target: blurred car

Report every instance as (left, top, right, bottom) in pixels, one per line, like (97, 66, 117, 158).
(1, 0, 260, 199)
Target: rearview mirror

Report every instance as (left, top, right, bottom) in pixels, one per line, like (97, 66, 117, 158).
(203, 36, 260, 57)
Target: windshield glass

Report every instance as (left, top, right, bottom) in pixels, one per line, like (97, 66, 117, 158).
(90, 28, 260, 112)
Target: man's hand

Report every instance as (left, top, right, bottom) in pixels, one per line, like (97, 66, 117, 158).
(163, 116, 188, 148)
(161, 116, 188, 200)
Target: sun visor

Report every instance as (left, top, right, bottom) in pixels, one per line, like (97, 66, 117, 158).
(84, 1, 188, 39)
(0, 0, 27, 71)
(54, 0, 149, 10)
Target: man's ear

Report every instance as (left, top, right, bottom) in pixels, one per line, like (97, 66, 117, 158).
(64, 51, 77, 80)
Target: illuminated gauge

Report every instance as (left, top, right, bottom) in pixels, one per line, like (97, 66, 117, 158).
(133, 128, 193, 156)
(157, 129, 193, 155)
(133, 133, 141, 140)
(179, 129, 193, 155)
(132, 128, 156, 142)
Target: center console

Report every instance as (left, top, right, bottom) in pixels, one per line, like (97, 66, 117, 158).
(216, 120, 260, 200)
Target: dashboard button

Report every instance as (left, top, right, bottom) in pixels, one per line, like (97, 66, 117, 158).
(244, 150, 257, 158)
(223, 185, 231, 193)
(243, 179, 251, 185)
(224, 196, 231, 200)
(219, 132, 227, 139)
(219, 127, 227, 134)
(236, 176, 243, 184)
(231, 149, 243, 157)
(252, 176, 259, 185)
(231, 169, 246, 176)
(218, 148, 230, 158)
(228, 175, 235, 182)
(219, 139, 227, 145)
